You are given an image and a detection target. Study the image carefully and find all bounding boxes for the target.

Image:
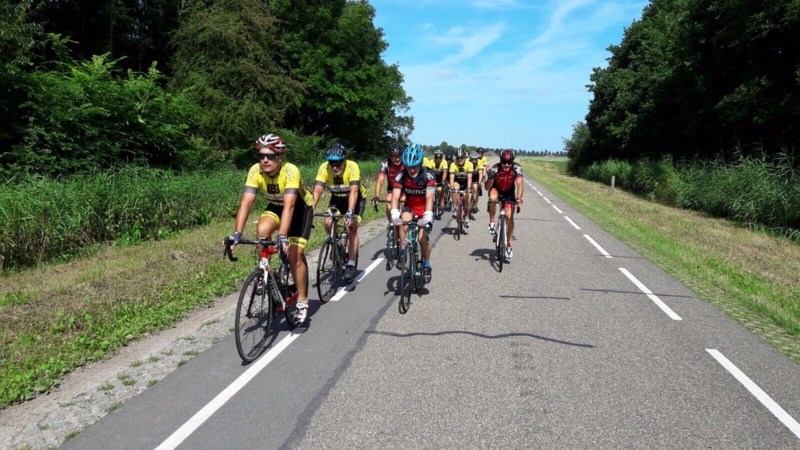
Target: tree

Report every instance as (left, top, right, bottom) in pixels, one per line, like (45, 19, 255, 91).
(170, 0, 301, 150)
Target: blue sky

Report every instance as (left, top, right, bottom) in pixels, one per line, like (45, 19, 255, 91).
(371, 0, 648, 152)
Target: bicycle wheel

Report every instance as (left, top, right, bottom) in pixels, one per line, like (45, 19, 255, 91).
(496, 217, 506, 273)
(316, 238, 337, 303)
(385, 226, 396, 270)
(412, 243, 423, 291)
(398, 248, 411, 314)
(455, 203, 463, 240)
(235, 270, 271, 363)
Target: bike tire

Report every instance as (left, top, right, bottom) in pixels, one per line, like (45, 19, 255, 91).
(385, 226, 396, 270)
(497, 217, 506, 273)
(455, 204, 463, 241)
(412, 244, 423, 291)
(398, 249, 411, 314)
(316, 239, 337, 303)
(234, 270, 271, 363)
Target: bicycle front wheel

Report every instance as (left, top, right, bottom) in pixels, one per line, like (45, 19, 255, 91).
(385, 227, 396, 270)
(235, 270, 271, 363)
(316, 238, 337, 303)
(398, 248, 411, 314)
(455, 204, 463, 241)
(496, 218, 506, 273)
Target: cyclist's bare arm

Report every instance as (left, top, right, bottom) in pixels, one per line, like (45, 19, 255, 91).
(348, 183, 359, 212)
(311, 184, 324, 211)
(233, 192, 257, 236)
(375, 174, 385, 198)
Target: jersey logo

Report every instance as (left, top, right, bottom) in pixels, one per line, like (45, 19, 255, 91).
(267, 184, 279, 194)
(333, 176, 344, 185)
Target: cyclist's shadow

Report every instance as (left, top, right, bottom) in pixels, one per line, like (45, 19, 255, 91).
(470, 248, 493, 262)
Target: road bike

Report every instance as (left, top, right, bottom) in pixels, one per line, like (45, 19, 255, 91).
(314, 207, 354, 303)
(397, 216, 429, 314)
(224, 237, 298, 363)
(442, 183, 453, 213)
(451, 188, 472, 241)
(488, 200, 521, 273)
(373, 198, 404, 270)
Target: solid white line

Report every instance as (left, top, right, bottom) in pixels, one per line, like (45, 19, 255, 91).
(330, 257, 384, 302)
(619, 268, 682, 320)
(706, 349, 800, 439)
(564, 216, 581, 230)
(552, 205, 563, 214)
(543, 197, 552, 204)
(155, 332, 302, 450)
(583, 234, 612, 258)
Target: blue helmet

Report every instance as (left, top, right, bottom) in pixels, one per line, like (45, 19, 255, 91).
(402, 143, 424, 167)
(325, 143, 346, 162)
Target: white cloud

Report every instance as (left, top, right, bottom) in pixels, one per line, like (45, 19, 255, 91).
(427, 23, 505, 64)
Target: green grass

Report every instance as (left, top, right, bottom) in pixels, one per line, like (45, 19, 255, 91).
(522, 160, 800, 362)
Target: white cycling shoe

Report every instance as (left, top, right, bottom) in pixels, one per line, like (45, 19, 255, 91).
(505, 247, 513, 259)
(294, 301, 308, 325)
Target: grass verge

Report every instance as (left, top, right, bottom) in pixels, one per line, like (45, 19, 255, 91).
(521, 160, 800, 363)
(0, 167, 384, 409)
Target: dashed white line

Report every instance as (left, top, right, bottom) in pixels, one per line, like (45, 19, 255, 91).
(330, 257, 384, 301)
(543, 197, 552, 204)
(552, 205, 563, 214)
(584, 235, 612, 258)
(537, 191, 543, 196)
(155, 332, 302, 450)
(564, 216, 581, 230)
(706, 349, 800, 439)
(619, 268, 682, 320)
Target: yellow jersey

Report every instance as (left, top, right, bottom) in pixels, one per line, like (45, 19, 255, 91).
(314, 160, 367, 198)
(244, 162, 313, 206)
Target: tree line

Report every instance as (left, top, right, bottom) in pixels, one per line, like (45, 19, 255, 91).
(564, 0, 800, 170)
(0, 0, 413, 177)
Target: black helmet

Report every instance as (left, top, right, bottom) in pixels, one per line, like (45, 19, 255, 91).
(455, 148, 468, 159)
(388, 142, 403, 156)
(434, 150, 443, 158)
(445, 152, 454, 162)
(476, 147, 484, 155)
(500, 149, 515, 164)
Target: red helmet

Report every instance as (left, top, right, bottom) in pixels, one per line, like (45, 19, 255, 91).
(500, 149, 515, 164)
(255, 134, 286, 154)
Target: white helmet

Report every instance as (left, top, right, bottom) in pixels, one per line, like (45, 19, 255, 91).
(255, 134, 286, 154)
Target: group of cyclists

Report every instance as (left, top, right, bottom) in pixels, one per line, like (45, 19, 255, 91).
(227, 134, 525, 326)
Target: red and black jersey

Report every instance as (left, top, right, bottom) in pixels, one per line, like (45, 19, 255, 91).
(488, 162, 523, 192)
(392, 167, 436, 213)
(378, 158, 404, 191)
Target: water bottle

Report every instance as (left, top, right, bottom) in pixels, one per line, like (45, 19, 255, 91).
(340, 232, 348, 246)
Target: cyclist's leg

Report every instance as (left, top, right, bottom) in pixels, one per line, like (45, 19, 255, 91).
(398, 207, 414, 253)
(257, 205, 281, 238)
(451, 182, 461, 217)
(487, 188, 499, 233)
(287, 204, 313, 303)
(348, 198, 366, 264)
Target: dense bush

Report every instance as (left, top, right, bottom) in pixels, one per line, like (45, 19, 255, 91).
(2, 54, 203, 176)
(0, 167, 243, 270)
(577, 154, 800, 235)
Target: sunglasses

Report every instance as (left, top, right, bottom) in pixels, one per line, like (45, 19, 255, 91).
(329, 161, 343, 167)
(257, 152, 279, 161)
(501, 162, 512, 166)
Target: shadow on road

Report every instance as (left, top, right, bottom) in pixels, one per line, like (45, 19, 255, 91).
(364, 330, 594, 348)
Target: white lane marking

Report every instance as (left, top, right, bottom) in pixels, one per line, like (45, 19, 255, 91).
(552, 205, 563, 214)
(538, 191, 543, 196)
(619, 268, 682, 320)
(543, 197, 552, 204)
(330, 257, 384, 302)
(564, 216, 581, 230)
(155, 332, 302, 450)
(706, 349, 800, 439)
(584, 234, 612, 258)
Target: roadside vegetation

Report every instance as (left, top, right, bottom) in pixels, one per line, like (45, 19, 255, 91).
(521, 160, 800, 364)
(0, 163, 381, 409)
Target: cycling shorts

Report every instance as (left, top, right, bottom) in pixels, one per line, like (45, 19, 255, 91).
(260, 202, 314, 248)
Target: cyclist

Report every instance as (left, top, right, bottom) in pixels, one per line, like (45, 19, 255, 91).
(469, 151, 486, 219)
(426, 150, 449, 219)
(391, 143, 436, 283)
(373, 143, 405, 223)
(445, 152, 454, 166)
(476, 147, 489, 174)
(312, 143, 367, 284)
(484, 149, 524, 259)
(448, 148, 474, 228)
(227, 134, 314, 325)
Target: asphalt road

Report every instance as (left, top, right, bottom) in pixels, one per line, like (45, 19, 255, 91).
(62, 175, 800, 449)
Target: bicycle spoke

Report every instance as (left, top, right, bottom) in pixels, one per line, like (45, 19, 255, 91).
(316, 239, 336, 303)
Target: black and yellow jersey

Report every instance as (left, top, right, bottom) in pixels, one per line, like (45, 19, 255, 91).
(314, 160, 367, 199)
(244, 162, 313, 206)
(478, 155, 489, 168)
(449, 161, 474, 178)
